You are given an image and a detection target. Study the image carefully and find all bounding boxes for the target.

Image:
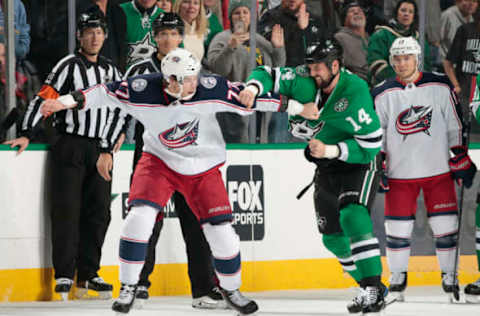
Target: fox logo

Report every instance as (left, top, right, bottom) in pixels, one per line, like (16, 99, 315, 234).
(396, 105, 433, 138)
(159, 118, 200, 149)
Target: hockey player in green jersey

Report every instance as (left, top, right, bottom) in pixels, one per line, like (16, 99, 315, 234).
(466, 74, 480, 303)
(239, 37, 386, 315)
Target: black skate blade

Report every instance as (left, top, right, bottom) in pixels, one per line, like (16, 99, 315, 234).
(453, 288, 460, 301)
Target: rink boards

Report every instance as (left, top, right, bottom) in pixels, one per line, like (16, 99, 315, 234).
(1, 144, 480, 302)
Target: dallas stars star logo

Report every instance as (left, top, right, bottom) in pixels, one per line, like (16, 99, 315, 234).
(127, 33, 156, 65)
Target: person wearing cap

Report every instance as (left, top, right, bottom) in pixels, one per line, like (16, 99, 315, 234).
(5, 8, 125, 300)
(334, 2, 369, 82)
(207, 0, 285, 143)
(239, 36, 386, 314)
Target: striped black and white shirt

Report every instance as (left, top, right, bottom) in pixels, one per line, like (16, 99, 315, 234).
(21, 52, 128, 150)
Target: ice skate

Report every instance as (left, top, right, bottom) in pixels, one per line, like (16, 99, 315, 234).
(112, 284, 136, 314)
(441, 272, 459, 303)
(192, 286, 228, 309)
(134, 285, 149, 309)
(55, 278, 73, 301)
(219, 288, 258, 315)
(75, 276, 113, 299)
(347, 287, 366, 313)
(465, 278, 480, 303)
(361, 285, 386, 315)
(388, 272, 407, 302)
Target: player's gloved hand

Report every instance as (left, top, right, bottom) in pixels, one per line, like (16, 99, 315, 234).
(449, 152, 477, 188)
(378, 172, 389, 193)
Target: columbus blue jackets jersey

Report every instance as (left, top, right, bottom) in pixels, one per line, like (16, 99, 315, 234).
(77, 73, 280, 175)
(372, 72, 463, 179)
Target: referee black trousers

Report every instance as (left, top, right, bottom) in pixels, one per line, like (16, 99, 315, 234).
(50, 134, 111, 282)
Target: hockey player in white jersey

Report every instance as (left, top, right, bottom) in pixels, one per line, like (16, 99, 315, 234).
(372, 37, 477, 302)
(40, 48, 318, 315)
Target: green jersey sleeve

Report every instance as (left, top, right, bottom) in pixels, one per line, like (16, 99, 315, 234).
(246, 66, 317, 103)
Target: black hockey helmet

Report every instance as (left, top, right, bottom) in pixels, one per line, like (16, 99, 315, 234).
(152, 12, 185, 36)
(77, 7, 108, 35)
(305, 36, 343, 66)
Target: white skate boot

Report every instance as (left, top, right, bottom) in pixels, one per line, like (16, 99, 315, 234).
(219, 288, 258, 315)
(347, 287, 366, 313)
(112, 284, 136, 314)
(465, 278, 480, 303)
(55, 278, 73, 301)
(388, 272, 407, 302)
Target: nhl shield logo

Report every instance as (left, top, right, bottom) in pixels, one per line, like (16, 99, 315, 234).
(131, 78, 147, 92)
(334, 98, 349, 112)
(200, 76, 217, 89)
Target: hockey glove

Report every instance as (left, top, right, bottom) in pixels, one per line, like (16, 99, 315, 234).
(449, 153, 477, 188)
(378, 159, 389, 193)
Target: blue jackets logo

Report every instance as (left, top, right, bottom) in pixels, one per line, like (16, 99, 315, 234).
(226, 165, 265, 241)
(396, 105, 433, 137)
(159, 118, 200, 149)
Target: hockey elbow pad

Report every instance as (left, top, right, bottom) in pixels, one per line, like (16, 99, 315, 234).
(449, 153, 477, 188)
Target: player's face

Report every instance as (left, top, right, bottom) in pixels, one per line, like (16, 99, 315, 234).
(157, 0, 172, 12)
(168, 75, 198, 97)
(308, 62, 337, 89)
(179, 0, 201, 24)
(396, 2, 415, 27)
(155, 29, 183, 56)
(78, 27, 106, 56)
(392, 54, 418, 80)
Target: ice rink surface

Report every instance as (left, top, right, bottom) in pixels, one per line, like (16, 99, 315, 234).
(0, 286, 478, 316)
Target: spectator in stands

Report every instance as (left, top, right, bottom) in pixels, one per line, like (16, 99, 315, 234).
(0, 0, 30, 60)
(157, 0, 173, 11)
(367, 0, 431, 86)
(305, 0, 340, 30)
(118, 0, 164, 68)
(334, 1, 369, 81)
(258, 0, 330, 67)
(443, 6, 480, 135)
(207, 0, 285, 143)
(440, 0, 478, 60)
(173, 0, 208, 61)
(204, 0, 223, 55)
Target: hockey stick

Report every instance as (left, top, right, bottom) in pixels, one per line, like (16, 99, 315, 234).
(452, 75, 477, 301)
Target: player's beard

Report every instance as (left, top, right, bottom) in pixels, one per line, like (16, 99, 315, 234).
(314, 69, 337, 89)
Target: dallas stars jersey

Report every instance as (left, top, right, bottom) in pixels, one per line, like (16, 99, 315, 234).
(372, 72, 463, 179)
(120, 1, 163, 67)
(73, 73, 280, 175)
(247, 66, 382, 165)
(469, 74, 480, 122)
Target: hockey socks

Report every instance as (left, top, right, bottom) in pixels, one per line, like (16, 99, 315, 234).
(119, 205, 158, 285)
(340, 204, 382, 281)
(322, 233, 362, 283)
(203, 223, 242, 291)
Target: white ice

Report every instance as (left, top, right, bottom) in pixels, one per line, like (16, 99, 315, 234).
(0, 287, 478, 316)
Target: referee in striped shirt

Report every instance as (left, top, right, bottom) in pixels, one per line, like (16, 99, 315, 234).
(5, 8, 127, 299)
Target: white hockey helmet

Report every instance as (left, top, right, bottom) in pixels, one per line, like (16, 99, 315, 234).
(161, 48, 201, 84)
(389, 36, 422, 67)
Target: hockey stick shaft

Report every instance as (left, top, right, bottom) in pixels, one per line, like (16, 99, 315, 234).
(452, 75, 477, 301)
